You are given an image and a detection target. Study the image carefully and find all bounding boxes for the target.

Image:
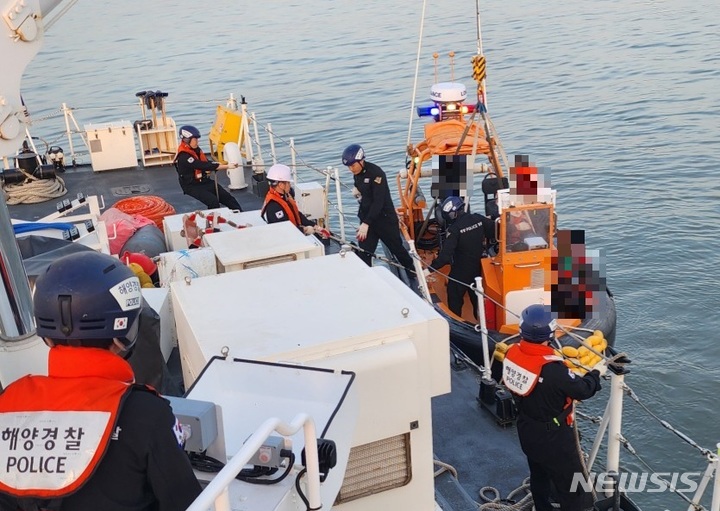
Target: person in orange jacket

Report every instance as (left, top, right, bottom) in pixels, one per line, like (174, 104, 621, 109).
(503, 304, 606, 511)
(260, 163, 328, 238)
(175, 125, 243, 210)
(0, 252, 201, 511)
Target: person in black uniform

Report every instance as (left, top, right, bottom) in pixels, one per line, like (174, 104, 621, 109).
(341, 143, 416, 281)
(174, 125, 243, 210)
(429, 195, 493, 317)
(502, 304, 607, 511)
(0, 252, 201, 511)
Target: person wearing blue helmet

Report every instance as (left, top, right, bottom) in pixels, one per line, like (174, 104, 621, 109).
(341, 144, 416, 283)
(0, 252, 201, 511)
(502, 304, 606, 511)
(428, 195, 493, 318)
(174, 125, 243, 210)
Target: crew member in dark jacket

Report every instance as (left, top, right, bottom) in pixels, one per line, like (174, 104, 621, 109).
(429, 195, 492, 317)
(174, 125, 242, 210)
(0, 252, 201, 511)
(503, 304, 606, 511)
(341, 143, 415, 281)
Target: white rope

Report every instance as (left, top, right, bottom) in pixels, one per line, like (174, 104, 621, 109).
(478, 478, 534, 510)
(3, 176, 67, 205)
(406, 0, 429, 149)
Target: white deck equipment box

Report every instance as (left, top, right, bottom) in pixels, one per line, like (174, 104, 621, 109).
(84, 121, 137, 171)
(202, 221, 324, 273)
(295, 181, 325, 222)
(170, 253, 450, 511)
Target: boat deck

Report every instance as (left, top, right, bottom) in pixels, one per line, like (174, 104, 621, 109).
(4, 166, 533, 510)
(432, 361, 529, 508)
(6, 163, 264, 221)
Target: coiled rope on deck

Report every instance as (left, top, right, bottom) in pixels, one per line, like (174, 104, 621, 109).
(3, 176, 67, 205)
(478, 479, 534, 510)
(112, 195, 175, 231)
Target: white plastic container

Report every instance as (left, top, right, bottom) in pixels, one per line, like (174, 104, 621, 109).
(157, 247, 217, 287)
(223, 142, 247, 190)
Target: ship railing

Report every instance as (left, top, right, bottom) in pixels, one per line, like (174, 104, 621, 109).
(577, 370, 720, 510)
(187, 412, 322, 511)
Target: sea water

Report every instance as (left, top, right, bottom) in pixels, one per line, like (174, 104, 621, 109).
(19, 1, 720, 509)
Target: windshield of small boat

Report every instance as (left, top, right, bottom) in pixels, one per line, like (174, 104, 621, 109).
(505, 207, 551, 253)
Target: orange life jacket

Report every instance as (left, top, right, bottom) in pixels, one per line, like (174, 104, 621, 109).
(502, 340, 562, 396)
(261, 187, 302, 226)
(176, 141, 209, 182)
(0, 346, 137, 499)
(503, 340, 574, 425)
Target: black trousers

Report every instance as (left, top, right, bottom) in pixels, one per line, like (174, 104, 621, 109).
(358, 215, 415, 276)
(447, 274, 479, 317)
(518, 417, 594, 511)
(182, 182, 242, 211)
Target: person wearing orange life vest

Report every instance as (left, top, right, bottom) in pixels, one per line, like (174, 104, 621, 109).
(502, 304, 606, 511)
(174, 125, 243, 210)
(0, 252, 201, 511)
(261, 163, 329, 238)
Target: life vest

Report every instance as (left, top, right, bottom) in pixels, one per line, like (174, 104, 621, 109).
(175, 141, 209, 182)
(261, 187, 302, 226)
(0, 347, 137, 499)
(502, 340, 562, 396)
(503, 341, 575, 425)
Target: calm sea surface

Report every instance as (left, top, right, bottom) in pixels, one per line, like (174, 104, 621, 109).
(20, 1, 720, 509)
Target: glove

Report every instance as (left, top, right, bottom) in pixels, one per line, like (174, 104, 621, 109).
(302, 225, 315, 235)
(313, 225, 330, 239)
(592, 359, 608, 376)
(356, 223, 369, 241)
(351, 187, 362, 201)
(422, 268, 431, 278)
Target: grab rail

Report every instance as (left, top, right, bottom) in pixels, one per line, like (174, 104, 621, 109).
(187, 413, 321, 511)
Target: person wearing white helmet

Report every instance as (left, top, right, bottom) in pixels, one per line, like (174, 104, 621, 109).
(174, 125, 243, 210)
(261, 164, 329, 238)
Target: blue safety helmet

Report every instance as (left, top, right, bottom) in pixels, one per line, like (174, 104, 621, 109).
(440, 196, 465, 223)
(342, 144, 365, 166)
(519, 304, 555, 343)
(34, 252, 143, 350)
(179, 125, 201, 140)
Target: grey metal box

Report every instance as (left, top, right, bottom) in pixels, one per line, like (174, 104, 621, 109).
(165, 396, 218, 453)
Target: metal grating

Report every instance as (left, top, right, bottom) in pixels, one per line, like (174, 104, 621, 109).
(335, 433, 412, 504)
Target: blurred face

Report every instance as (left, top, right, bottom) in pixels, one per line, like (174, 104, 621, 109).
(189, 137, 200, 148)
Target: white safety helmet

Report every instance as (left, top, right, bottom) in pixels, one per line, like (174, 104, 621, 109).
(266, 164, 292, 183)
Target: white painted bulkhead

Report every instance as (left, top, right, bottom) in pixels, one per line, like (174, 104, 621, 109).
(171, 251, 450, 509)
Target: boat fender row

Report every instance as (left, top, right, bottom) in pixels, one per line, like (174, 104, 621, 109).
(492, 331, 608, 372)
